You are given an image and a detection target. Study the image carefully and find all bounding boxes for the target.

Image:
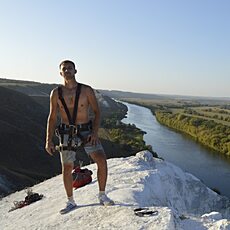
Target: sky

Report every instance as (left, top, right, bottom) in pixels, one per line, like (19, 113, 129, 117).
(1, 151, 229, 229)
(0, 0, 229, 97)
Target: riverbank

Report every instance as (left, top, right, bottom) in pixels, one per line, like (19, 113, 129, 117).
(100, 101, 157, 158)
(155, 110, 230, 156)
(120, 99, 230, 157)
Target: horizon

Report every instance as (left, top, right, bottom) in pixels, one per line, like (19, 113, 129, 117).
(1, 77, 230, 100)
(0, 0, 230, 97)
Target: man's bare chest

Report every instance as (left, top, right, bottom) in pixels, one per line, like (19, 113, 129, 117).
(58, 91, 88, 111)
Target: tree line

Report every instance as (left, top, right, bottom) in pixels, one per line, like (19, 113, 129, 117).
(184, 108, 230, 122)
(155, 110, 230, 156)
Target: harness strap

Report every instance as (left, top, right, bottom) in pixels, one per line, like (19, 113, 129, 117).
(57, 83, 82, 149)
(58, 87, 72, 124)
(58, 83, 82, 125)
(72, 84, 82, 125)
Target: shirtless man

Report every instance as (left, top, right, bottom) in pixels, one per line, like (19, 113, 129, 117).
(45, 60, 114, 214)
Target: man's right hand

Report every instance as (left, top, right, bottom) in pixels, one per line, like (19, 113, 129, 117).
(45, 141, 55, 156)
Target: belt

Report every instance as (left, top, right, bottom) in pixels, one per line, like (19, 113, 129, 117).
(77, 121, 92, 131)
(59, 121, 92, 132)
(55, 145, 78, 152)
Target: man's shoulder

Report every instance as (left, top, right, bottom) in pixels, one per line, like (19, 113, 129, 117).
(50, 86, 60, 98)
(80, 83, 93, 93)
(51, 86, 59, 93)
(80, 83, 91, 89)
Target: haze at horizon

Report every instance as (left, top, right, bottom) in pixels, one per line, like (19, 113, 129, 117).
(0, 0, 229, 97)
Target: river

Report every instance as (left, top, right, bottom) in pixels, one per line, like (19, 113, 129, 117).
(121, 102, 230, 198)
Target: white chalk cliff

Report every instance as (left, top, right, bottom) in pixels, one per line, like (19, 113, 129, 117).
(0, 151, 230, 229)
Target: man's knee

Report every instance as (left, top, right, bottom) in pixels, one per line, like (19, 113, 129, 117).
(62, 164, 73, 176)
(91, 151, 107, 164)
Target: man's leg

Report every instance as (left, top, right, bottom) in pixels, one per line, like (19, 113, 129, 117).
(89, 151, 107, 191)
(62, 163, 74, 198)
(60, 162, 77, 214)
(90, 151, 114, 205)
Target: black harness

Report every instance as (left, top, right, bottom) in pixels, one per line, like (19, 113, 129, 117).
(58, 84, 81, 126)
(55, 83, 92, 151)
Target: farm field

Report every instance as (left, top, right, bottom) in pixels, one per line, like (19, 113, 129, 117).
(122, 97, 230, 124)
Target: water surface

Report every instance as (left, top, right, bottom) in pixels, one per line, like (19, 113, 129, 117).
(122, 102, 230, 198)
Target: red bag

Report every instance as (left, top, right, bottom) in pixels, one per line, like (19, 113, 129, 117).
(72, 166, 93, 189)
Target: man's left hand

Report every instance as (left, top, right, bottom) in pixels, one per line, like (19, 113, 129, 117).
(87, 132, 99, 145)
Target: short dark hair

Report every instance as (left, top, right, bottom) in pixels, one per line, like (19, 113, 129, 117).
(59, 60, 76, 69)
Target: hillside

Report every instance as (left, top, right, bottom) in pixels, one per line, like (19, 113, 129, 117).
(0, 78, 55, 96)
(0, 80, 149, 197)
(0, 151, 229, 229)
(0, 86, 61, 195)
(0, 85, 121, 197)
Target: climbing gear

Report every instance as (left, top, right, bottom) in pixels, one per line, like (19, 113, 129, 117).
(134, 208, 158, 217)
(56, 83, 82, 151)
(99, 194, 115, 206)
(55, 124, 82, 151)
(55, 83, 92, 152)
(60, 201, 77, 214)
(72, 166, 93, 189)
(8, 188, 44, 212)
(55, 121, 92, 151)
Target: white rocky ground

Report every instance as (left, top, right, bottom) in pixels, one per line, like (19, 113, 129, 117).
(0, 151, 230, 230)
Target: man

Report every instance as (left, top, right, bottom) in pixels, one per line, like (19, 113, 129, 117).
(45, 60, 114, 214)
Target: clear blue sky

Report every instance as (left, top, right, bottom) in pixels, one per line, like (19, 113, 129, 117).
(0, 0, 229, 97)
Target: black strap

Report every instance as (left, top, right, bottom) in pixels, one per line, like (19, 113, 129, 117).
(58, 87, 73, 124)
(58, 83, 82, 125)
(72, 84, 82, 125)
(57, 146, 78, 151)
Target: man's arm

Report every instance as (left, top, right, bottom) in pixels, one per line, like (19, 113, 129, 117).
(87, 86, 101, 145)
(45, 89, 58, 155)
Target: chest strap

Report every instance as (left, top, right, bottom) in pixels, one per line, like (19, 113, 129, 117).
(58, 83, 82, 125)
